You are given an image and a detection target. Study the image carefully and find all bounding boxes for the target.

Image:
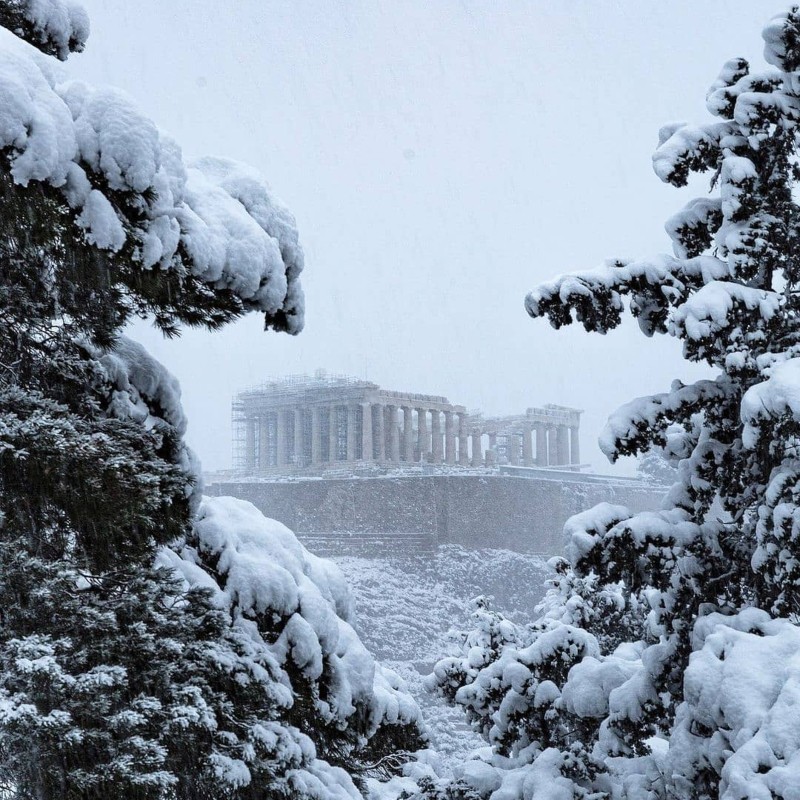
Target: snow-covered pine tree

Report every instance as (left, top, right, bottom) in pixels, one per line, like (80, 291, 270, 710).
(424, 6, 800, 799)
(0, 3, 424, 798)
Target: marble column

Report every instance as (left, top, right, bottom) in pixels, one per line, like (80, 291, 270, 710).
(346, 405, 357, 461)
(276, 409, 288, 466)
(507, 432, 519, 465)
(557, 425, 570, 466)
(548, 425, 558, 467)
(375, 405, 386, 461)
(402, 406, 414, 461)
(294, 408, 304, 466)
(387, 405, 400, 461)
(417, 408, 428, 461)
(328, 405, 338, 462)
(245, 417, 256, 470)
(522, 424, 533, 467)
(444, 411, 456, 465)
(431, 411, 442, 463)
(259, 416, 270, 470)
(487, 433, 497, 466)
(361, 402, 372, 461)
(570, 426, 580, 465)
(311, 408, 321, 465)
(471, 431, 482, 467)
(535, 423, 547, 466)
(458, 414, 470, 466)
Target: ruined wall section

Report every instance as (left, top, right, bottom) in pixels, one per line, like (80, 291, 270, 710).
(208, 475, 666, 555)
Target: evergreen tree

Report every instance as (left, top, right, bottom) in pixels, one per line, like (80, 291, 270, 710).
(0, 3, 423, 797)
(425, 6, 800, 799)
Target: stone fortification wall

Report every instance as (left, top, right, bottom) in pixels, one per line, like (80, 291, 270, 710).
(208, 472, 666, 555)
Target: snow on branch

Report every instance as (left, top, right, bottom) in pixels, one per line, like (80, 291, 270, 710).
(763, 7, 800, 72)
(94, 336, 189, 437)
(0, 0, 88, 60)
(526, 254, 729, 336)
(669, 281, 782, 357)
(564, 502, 632, 566)
(0, 26, 304, 332)
(600, 378, 731, 462)
(706, 57, 750, 118)
(741, 358, 800, 448)
(92, 335, 202, 509)
(670, 608, 800, 798)
(652, 121, 732, 187)
(665, 197, 723, 259)
(163, 496, 423, 737)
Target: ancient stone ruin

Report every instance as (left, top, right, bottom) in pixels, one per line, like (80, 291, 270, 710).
(212, 371, 667, 555)
(232, 370, 582, 473)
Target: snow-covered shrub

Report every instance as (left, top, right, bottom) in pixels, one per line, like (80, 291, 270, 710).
(164, 496, 426, 784)
(430, 597, 531, 712)
(426, 555, 644, 799)
(424, 5, 800, 798)
(668, 608, 800, 799)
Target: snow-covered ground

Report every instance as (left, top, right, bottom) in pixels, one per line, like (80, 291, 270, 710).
(328, 545, 551, 767)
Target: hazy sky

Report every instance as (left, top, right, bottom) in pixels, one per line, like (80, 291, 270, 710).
(70, 1, 784, 474)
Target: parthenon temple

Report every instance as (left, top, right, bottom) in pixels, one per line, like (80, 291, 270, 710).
(232, 371, 582, 473)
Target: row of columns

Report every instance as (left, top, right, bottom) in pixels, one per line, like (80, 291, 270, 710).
(246, 404, 474, 469)
(244, 405, 579, 470)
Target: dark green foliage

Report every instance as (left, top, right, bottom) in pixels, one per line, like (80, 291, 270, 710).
(0, 143, 289, 796)
(0, 541, 310, 800)
(0, 388, 191, 570)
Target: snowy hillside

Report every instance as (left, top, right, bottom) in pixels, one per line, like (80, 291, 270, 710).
(329, 546, 551, 767)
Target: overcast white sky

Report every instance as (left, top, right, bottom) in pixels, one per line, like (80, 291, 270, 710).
(70, 1, 784, 473)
